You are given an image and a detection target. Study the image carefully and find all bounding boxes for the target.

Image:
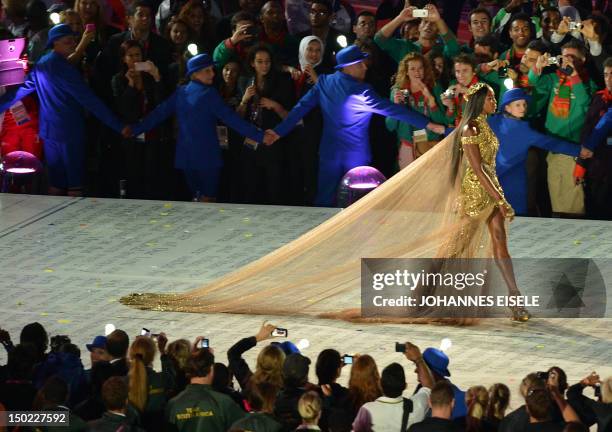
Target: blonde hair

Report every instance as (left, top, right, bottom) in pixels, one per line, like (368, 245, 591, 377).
(602, 376, 612, 404)
(298, 391, 322, 424)
(128, 336, 156, 412)
(166, 339, 191, 370)
(252, 345, 285, 389)
(466, 385, 489, 419)
(74, 0, 106, 28)
(394, 52, 435, 91)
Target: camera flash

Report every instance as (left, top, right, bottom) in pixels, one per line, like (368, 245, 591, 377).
(104, 323, 116, 335)
(503, 78, 514, 90)
(440, 338, 452, 352)
(336, 35, 348, 48)
(296, 338, 310, 350)
(50, 13, 61, 25)
(187, 43, 198, 56)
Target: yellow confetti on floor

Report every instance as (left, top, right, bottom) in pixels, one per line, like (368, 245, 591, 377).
(573, 240, 582, 245)
(163, 203, 172, 208)
(164, 224, 173, 228)
(150, 220, 158, 224)
(160, 212, 169, 216)
(40, 313, 48, 316)
(44, 268, 54, 273)
(57, 319, 72, 324)
(244, 233, 253, 238)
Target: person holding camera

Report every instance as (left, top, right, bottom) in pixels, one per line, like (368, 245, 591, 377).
(165, 348, 245, 432)
(226, 321, 287, 394)
(352, 342, 434, 432)
(213, 11, 259, 70)
(440, 54, 481, 126)
(387, 52, 447, 169)
(528, 39, 597, 217)
(567, 372, 612, 431)
(374, 4, 460, 66)
(112, 39, 164, 199)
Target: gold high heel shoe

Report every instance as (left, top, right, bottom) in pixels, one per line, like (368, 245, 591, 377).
(509, 305, 531, 322)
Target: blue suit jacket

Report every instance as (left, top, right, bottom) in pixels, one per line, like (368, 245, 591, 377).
(134, 80, 263, 170)
(488, 113, 580, 215)
(274, 71, 430, 160)
(0, 51, 122, 142)
(584, 107, 611, 150)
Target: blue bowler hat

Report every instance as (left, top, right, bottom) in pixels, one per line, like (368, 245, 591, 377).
(423, 347, 451, 377)
(335, 45, 369, 70)
(499, 88, 532, 112)
(186, 53, 216, 77)
(46, 24, 78, 49)
(86, 335, 107, 352)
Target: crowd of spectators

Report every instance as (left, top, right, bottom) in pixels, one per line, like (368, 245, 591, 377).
(0, 0, 609, 218)
(0, 321, 610, 432)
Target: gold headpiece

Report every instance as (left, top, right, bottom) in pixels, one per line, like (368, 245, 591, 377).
(463, 82, 492, 101)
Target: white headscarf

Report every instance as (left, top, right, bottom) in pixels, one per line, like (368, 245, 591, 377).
(298, 35, 324, 71)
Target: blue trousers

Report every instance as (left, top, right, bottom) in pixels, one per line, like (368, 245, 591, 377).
(315, 151, 370, 207)
(44, 138, 84, 189)
(182, 168, 221, 199)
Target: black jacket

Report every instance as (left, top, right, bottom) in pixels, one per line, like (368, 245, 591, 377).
(89, 412, 145, 432)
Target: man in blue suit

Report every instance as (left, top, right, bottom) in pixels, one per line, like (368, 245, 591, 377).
(264, 45, 446, 207)
(489, 88, 592, 216)
(130, 54, 264, 202)
(0, 24, 124, 196)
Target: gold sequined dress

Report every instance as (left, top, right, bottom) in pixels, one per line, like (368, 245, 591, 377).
(459, 113, 508, 218)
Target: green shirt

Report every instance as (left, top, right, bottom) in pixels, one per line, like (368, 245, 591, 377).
(528, 70, 596, 143)
(373, 31, 460, 64)
(165, 384, 245, 432)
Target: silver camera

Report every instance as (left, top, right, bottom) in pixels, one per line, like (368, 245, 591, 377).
(568, 22, 583, 31)
(442, 88, 455, 99)
(547, 55, 561, 65)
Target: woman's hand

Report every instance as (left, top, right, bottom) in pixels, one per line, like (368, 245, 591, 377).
(393, 89, 406, 104)
(304, 64, 318, 84)
(144, 61, 161, 82)
(80, 28, 96, 46)
(255, 321, 277, 342)
(125, 69, 138, 87)
(499, 202, 515, 221)
(241, 84, 257, 104)
(556, 16, 571, 36)
(581, 372, 600, 387)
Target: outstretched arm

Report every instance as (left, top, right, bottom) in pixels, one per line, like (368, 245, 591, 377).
(131, 91, 178, 136)
(583, 108, 611, 151)
(0, 73, 37, 113)
(273, 83, 320, 137)
(362, 87, 444, 134)
(57, 62, 123, 133)
(211, 89, 263, 143)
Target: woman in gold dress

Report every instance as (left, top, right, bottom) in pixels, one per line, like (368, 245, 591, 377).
(121, 83, 530, 323)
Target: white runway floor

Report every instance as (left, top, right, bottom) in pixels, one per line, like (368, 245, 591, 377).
(1, 193, 610, 407)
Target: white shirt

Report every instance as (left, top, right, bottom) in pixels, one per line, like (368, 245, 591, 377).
(352, 387, 431, 432)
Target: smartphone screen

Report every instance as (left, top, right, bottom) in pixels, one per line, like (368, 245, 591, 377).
(271, 328, 288, 337)
(198, 339, 209, 349)
(343, 355, 353, 365)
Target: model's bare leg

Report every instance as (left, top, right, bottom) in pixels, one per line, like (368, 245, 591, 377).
(487, 207, 530, 321)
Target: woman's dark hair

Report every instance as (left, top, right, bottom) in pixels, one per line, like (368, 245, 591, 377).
(119, 39, 143, 59)
(212, 362, 231, 390)
(451, 84, 490, 183)
(247, 44, 276, 94)
(7, 343, 37, 379)
(315, 349, 341, 385)
(165, 16, 193, 45)
(20, 322, 48, 359)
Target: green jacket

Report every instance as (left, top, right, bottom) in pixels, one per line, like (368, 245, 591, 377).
(528, 69, 596, 143)
(386, 83, 447, 142)
(231, 412, 282, 432)
(492, 7, 542, 38)
(165, 384, 245, 432)
(373, 31, 460, 64)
